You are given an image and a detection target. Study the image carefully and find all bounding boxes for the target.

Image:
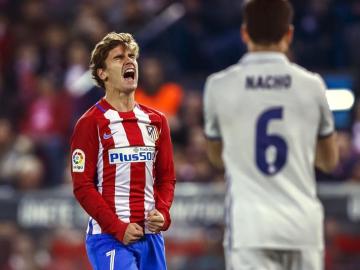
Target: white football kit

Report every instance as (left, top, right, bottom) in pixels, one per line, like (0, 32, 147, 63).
(204, 52, 334, 270)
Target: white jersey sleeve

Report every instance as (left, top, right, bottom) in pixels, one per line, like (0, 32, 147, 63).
(315, 75, 335, 137)
(204, 76, 221, 139)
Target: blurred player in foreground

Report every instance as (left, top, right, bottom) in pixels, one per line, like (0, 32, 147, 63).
(204, 0, 339, 269)
(70, 32, 175, 270)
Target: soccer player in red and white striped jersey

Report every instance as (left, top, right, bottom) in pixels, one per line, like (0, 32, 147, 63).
(70, 32, 175, 270)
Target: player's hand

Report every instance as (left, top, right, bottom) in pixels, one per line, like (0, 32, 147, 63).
(123, 223, 144, 245)
(146, 209, 165, 233)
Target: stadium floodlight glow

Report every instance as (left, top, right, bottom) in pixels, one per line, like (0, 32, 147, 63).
(326, 89, 354, 111)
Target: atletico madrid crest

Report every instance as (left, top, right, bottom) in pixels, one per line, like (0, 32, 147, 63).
(146, 125, 159, 142)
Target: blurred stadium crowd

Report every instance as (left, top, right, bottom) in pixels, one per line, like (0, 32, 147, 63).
(1, 0, 360, 269)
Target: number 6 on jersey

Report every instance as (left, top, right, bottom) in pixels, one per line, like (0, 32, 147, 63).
(256, 107, 288, 175)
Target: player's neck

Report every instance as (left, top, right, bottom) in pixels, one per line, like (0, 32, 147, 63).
(248, 42, 288, 54)
(104, 90, 136, 112)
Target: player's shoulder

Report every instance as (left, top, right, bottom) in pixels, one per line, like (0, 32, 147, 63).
(137, 103, 166, 122)
(289, 62, 325, 87)
(74, 104, 101, 130)
(205, 63, 242, 88)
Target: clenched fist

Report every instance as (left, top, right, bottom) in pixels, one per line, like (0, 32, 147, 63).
(146, 209, 165, 233)
(123, 223, 144, 245)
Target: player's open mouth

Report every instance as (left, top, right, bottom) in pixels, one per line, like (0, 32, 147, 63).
(123, 67, 135, 81)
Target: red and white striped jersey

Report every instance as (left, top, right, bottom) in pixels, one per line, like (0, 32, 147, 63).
(71, 98, 175, 242)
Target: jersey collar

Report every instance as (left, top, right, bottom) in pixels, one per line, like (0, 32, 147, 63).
(239, 52, 289, 65)
(97, 98, 141, 117)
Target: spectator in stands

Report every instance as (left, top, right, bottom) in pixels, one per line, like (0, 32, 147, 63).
(11, 232, 40, 270)
(135, 56, 183, 126)
(0, 14, 13, 74)
(0, 222, 18, 270)
(173, 91, 222, 182)
(44, 228, 91, 270)
(352, 100, 360, 153)
(73, 4, 108, 45)
(14, 155, 44, 190)
(14, 42, 39, 105)
(117, 0, 149, 34)
(21, 74, 72, 186)
(38, 24, 68, 84)
(332, 131, 357, 181)
(64, 40, 90, 97)
(348, 158, 360, 184)
(0, 116, 37, 188)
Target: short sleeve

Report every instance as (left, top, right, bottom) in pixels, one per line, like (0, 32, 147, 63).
(203, 76, 221, 140)
(316, 75, 335, 138)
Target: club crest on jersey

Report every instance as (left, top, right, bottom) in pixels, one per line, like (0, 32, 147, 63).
(146, 125, 159, 142)
(109, 146, 155, 164)
(72, 149, 85, 172)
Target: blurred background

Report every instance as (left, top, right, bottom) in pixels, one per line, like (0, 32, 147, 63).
(1, 0, 360, 269)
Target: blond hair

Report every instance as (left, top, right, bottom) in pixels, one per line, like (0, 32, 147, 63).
(90, 32, 139, 89)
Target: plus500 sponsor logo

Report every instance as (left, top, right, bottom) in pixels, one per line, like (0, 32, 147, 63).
(109, 147, 155, 164)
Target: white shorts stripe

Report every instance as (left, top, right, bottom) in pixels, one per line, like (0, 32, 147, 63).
(91, 218, 102, 234)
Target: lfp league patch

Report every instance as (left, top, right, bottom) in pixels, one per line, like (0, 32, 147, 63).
(72, 149, 85, 172)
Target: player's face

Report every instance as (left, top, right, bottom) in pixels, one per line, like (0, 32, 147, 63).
(101, 44, 138, 93)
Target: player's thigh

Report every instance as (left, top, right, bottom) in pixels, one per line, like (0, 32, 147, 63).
(225, 247, 286, 270)
(138, 234, 167, 270)
(86, 234, 138, 270)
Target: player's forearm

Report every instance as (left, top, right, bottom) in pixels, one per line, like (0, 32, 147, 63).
(73, 183, 128, 241)
(315, 155, 338, 173)
(315, 133, 339, 173)
(154, 179, 175, 230)
(206, 140, 224, 169)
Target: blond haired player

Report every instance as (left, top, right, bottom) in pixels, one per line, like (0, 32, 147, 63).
(71, 32, 175, 270)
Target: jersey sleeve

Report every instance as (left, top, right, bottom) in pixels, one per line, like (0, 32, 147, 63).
(154, 114, 176, 230)
(70, 115, 128, 242)
(315, 75, 335, 138)
(203, 76, 221, 140)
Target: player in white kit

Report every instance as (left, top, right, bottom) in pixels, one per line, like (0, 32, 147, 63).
(203, 0, 339, 269)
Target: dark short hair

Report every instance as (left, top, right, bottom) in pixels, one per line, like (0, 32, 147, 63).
(243, 0, 293, 45)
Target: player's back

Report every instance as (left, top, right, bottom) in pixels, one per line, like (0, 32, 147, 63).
(204, 52, 334, 249)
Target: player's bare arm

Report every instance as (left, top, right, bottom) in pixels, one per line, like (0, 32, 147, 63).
(315, 132, 339, 173)
(206, 140, 224, 169)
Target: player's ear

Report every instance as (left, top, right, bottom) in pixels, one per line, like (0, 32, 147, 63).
(286, 25, 294, 45)
(97, 68, 108, 81)
(240, 24, 250, 44)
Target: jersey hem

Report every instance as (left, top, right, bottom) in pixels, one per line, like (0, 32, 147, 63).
(318, 131, 334, 139)
(205, 134, 222, 140)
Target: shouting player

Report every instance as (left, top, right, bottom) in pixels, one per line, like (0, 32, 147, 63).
(71, 32, 175, 270)
(204, 0, 338, 269)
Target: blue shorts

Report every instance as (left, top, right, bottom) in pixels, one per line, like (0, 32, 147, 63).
(86, 233, 167, 270)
